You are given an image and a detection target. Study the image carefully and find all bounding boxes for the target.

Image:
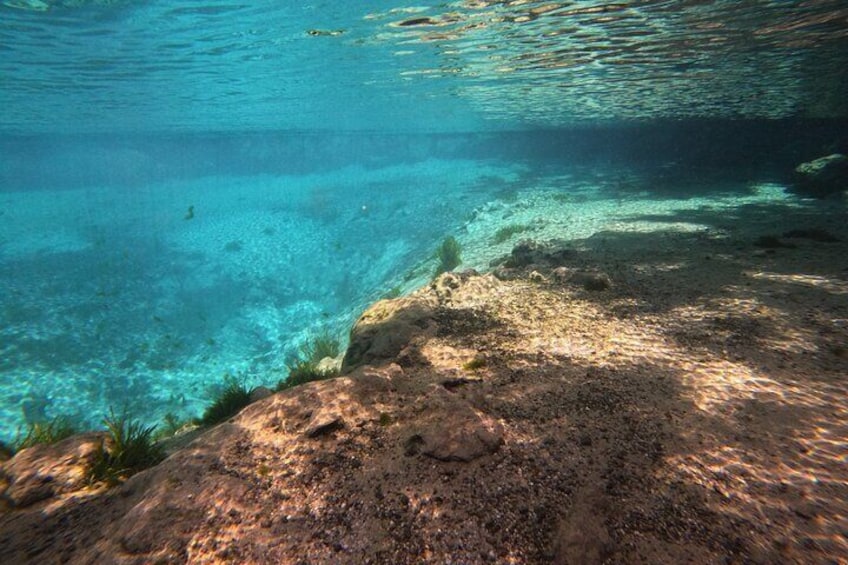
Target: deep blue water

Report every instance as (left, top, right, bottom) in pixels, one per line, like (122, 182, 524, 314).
(1, 1, 847, 441)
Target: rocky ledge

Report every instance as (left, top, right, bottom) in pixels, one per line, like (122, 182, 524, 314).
(2, 232, 847, 564)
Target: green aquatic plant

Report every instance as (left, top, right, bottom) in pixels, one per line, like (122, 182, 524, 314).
(198, 376, 253, 426)
(493, 224, 531, 244)
(303, 332, 341, 362)
(280, 359, 329, 390)
(87, 409, 164, 486)
(383, 285, 402, 299)
(152, 412, 192, 440)
(13, 417, 77, 451)
(462, 357, 487, 371)
(277, 333, 341, 391)
(434, 236, 461, 278)
(224, 240, 243, 252)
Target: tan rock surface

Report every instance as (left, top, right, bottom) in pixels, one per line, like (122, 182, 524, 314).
(1, 221, 846, 564)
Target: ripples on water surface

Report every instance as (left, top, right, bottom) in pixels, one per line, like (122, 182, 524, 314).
(2, 1, 847, 132)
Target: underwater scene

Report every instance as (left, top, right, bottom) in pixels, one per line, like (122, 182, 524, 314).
(1, 2, 847, 561)
(1, 0, 846, 442)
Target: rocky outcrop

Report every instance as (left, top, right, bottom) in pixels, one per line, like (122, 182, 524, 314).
(0, 433, 105, 509)
(341, 294, 438, 372)
(406, 385, 503, 462)
(790, 153, 848, 198)
(2, 234, 847, 564)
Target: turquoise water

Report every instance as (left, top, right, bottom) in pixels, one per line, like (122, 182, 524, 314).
(1, 1, 847, 441)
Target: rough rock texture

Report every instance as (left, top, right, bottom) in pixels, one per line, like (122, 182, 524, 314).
(1, 225, 847, 564)
(341, 294, 438, 372)
(0, 433, 105, 509)
(791, 153, 848, 198)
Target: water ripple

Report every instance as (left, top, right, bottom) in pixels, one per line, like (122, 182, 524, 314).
(1, 1, 846, 132)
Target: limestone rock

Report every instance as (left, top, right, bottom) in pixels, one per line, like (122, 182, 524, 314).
(305, 410, 344, 438)
(504, 239, 546, 268)
(315, 355, 342, 376)
(409, 386, 504, 462)
(552, 266, 572, 283)
(0, 433, 105, 508)
(528, 270, 546, 283)
(553, 267, 611, 291)
(431, 271, 463, 302)
(571, 270, 612, 291)
(342, 294, 438, 372)
(249, 386, 274, 403)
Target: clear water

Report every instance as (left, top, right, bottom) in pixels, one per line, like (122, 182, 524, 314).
(1, 1, 846, 441)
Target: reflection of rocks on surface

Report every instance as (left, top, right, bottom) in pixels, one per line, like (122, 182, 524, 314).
(791, 153, 848, 198)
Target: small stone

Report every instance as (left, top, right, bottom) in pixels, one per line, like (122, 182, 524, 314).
(528, 270, 546, 283)
(249, 386, 273, 402)
(305, 411, 344, 438)
(570, 271, 611, 291)
(552, 267, 572, 283)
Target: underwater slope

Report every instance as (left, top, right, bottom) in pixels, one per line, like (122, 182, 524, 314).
(1, 204, 846, 564)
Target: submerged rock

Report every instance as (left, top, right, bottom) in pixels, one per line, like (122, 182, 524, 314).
(409, 387, 503, 462)
(341, 294, 438, 372)
(0, 433, 105, 508)
(782, 228, 841, 242)
(754, 235, 796, 249)
(2, 237, 846, 564)
(791, 153, 848, 198)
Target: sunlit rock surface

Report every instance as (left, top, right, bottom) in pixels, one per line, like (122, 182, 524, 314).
(1, 226, 847, 563)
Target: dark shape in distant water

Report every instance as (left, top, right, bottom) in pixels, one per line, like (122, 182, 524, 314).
(398, 17, 438, 27)
(790, 154, 848, 198)
(306, 29, 345, 37)
(782, 229, 841, 243)
(184, 205, 195, 220)
(754, 235, 796, 249)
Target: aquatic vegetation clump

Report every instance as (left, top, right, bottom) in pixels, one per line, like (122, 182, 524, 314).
(434, 236, 462, 278)
(493, 224, 531, 244)
(13, 417, 77, 451)
(153, 412, 193, 441)
(302, 332, 341, 362)
(383, 285, 402, 299)
(199, 377, 253, 426)
(462, 357, 487, 371)
(0, 441, 14, 461)
(280, 359, 329, 390)
(277, 333, 341, 391)
(87, 410, 164, 485)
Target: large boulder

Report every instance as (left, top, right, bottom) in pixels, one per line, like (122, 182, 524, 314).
(0, 433, 105, 508)
(341, 294, 438, 372)
(791, 154, 848, 198)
